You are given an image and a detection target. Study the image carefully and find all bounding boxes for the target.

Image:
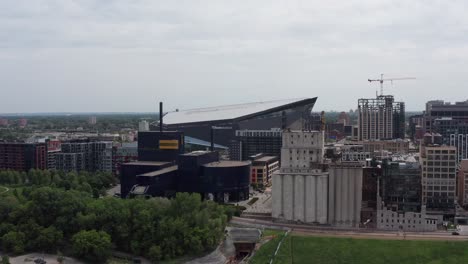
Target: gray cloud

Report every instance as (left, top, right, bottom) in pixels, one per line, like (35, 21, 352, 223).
(1, 0, 468, 113)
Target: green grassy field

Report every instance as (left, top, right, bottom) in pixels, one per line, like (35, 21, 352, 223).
(250, 229, 287, 264)
(251, 233, 468, 264)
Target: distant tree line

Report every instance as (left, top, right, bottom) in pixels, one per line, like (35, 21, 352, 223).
(0, 129, 32, 141)
(0, 170, 233, 263)
(0, 169, 116, 198)
(1, 114, 153, 133)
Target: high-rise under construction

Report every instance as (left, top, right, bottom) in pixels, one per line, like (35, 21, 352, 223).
(358, 95, 405, 140)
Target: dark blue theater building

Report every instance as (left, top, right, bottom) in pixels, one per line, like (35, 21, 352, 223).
(121, 131, 250, 202)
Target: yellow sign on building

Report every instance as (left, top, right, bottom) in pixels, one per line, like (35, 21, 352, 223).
(159, 140, 179, 150)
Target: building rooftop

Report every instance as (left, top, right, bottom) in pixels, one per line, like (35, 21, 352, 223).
(181, 150, 216, 156)
(329, 161, 363, 168)
(137, 165, 178, 177)
(123, 161, 172, 166)
(229, 228, 261, 243)
(254, 156, 278, 162)
(391, 153, 419, 163)
(424, 145, 456, 149)
(163, 98, 317, 125)
(424, 132, 442, 137)
(121, 142, 138, 148)
(131, 186, 148, 195)
(283, 129, 321, 133)
(203, 161, 251, 168)
(362, 139, 408, 143)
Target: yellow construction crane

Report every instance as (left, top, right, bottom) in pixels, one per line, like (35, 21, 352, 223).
(368, 74, 416, 96)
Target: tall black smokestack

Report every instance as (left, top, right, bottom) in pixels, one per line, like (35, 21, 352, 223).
(159, 102, 163, 132)
(210, 127, 214, 151)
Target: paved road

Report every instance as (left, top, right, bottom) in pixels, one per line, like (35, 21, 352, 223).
(106, 184, 120, 196)
(231, 217, 468, 241)
(186, 227, 236, 264)
(7, 253, 84, 264)
(185, 247, 227, 264)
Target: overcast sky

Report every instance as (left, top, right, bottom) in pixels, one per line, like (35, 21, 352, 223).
(1, 0, 467, 113)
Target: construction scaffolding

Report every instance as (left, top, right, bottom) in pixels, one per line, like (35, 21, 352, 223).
(358, 95, 405, 140)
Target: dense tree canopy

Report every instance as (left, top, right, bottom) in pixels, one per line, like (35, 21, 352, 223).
(72, 230, 112, 263)
(0, 170, 231, 262)
(0, 169, 116, 198)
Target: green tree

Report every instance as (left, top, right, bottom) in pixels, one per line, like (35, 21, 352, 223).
(71, 230, 112, 263)
(1, 231, 26, 254)
(34, 226, 63, 253)
(0, 196, 19, 222)
(0, 223, 15, 238)
(1, 255, 10, 264)
(17, 219, 42, 251)
(148, 245, 162, 263)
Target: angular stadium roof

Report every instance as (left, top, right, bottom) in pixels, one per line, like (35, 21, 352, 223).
(163, 97, 317, 125)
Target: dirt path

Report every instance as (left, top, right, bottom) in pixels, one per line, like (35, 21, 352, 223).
(0, 186, 9, 194)
(8, 253, 84, 264)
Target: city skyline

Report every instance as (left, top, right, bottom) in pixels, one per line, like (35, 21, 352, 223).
(1, 1, 468, 113)
(3, 2, 468, 263)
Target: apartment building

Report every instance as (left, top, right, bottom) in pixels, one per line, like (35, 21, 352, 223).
(358, 95, 405, 141)
(112, 142, 138, 176)
(424, 100, 468, 134)
(250, 154, 279, 186)
(0, 142, 47, 171)
(382, 161, 421, 212)
(56, 141, 112, 173)
(450, 134, 468, 162)
(230, 128, 282, 161)
(421, 146, 457, 213)
(457, 160, 468, 207)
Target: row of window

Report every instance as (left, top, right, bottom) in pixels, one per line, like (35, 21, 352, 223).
(423, 180, 455, 184)
(383, 225, 421, 229)
(382, 218, 422, 224)
(424, 161, 456, 166)
(289, 134, 316, 139)
(428, 155, 456, 161)
(423, 173, 456, 178)
(427, 150, 456, 154)
(423, 192, 455, 197)
(383, 213, 421, 219)
(424, 186, 455, 191)
(424, 198, 455, 203)
(289, 150, 318, 154)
